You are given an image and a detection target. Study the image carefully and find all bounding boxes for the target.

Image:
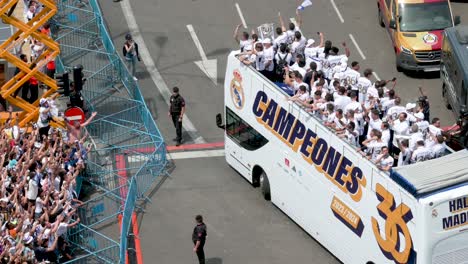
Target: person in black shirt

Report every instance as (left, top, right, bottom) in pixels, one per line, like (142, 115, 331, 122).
(168, 87, 186, 146)
(192, 214, 207, 264)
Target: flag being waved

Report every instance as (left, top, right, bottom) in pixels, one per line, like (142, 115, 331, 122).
(297, 0, 312, 10)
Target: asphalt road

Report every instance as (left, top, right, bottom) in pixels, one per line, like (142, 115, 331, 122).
(98, 0, 468, 263)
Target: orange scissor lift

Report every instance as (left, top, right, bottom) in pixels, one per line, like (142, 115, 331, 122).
(0, 0, 64, 129)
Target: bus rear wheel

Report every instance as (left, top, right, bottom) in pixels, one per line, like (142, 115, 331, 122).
(260, 172, 271, 201)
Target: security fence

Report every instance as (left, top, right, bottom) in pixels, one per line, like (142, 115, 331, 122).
(51, 0, 168, 263)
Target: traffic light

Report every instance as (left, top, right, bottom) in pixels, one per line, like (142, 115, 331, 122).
(55, 72, 70, 96)
(73, 64, 84, 91)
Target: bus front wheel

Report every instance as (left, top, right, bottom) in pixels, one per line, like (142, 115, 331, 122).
(260, 172, 271, 201)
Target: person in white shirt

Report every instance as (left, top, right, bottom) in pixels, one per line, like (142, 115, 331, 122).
(375, 146, 394, 171)
(343, 61, 361, 91)
(310, 78, 327, 98)
(386, 97, 405, 121)
(405, 103, 418, 125)
(428, 117, 442, 137)
(321, 43, 350, 80)
(304, 33, 324, 67)
(334, 86, 351, 111)
(411, 140, 432, 163)
(233, 24, 250, 52)
(250, 43, 265, 71)
(360, 129, 387, 162)
(238, 45, 256, 66)
(275, 44, 292, 68)
(357, 69, 373, 103)
(288, 85, 310, 104)
(284, 68, 308, 94)
(326, 109, 347, 131)
(431, 135, 446, 158)
(262, 38, 275, 80)
(381, 122, 391, 146)
(397, 139, 412, 166)
(273, 26, 288, 50)
(391, 112, 410, 136)
(414, 112, 429, 135)
(345, 110, 363, 137)
(290, 54, 307, 77)
(344, 91, 362, 114)
(409, 124, 424, 150)
(338, 121, 359, 147)
(381, 89, 396, 115)
(280, 10, 303, 45)
(366, 82, 379, 104)
(367, 109, 383, 139)
(291, 31, 306, 58)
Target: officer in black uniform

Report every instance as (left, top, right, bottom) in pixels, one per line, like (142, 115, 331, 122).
(169, 87, 185, 146)
(192, 214, 207, 264)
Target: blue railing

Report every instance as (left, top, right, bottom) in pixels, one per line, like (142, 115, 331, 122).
(52, 0, 168, 263)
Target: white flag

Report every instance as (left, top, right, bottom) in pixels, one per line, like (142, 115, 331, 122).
(297, 0, 312, 10)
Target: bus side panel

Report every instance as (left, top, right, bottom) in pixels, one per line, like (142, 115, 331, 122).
(224, 52, 420, 264)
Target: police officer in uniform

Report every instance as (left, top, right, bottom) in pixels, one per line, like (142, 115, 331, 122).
(192, 215, 207, 264)
(169, 87, 185, 146)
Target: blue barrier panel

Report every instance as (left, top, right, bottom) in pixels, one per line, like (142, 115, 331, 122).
(120, 177, 137, 262)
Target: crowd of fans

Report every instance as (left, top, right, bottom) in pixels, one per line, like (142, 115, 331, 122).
(0, 104, 91, 263)
(235, 10, 449, 171)
(0, 1, 92, 261)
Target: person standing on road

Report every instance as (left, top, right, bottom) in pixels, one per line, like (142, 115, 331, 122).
(192, 215, 207, 264)
(169, 87, 185, 146)
(123, 33, 141, 81)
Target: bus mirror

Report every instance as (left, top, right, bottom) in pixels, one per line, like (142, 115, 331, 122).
(216, 113, 225, 129)
(389, 19, 397, 29)
(454, 16, 461, 26)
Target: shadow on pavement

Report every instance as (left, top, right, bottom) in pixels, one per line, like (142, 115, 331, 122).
(402, 70, 440, 80)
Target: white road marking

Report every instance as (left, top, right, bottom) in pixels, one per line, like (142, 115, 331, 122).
(119, 1, 206, 144)
(349, 33, 366, 60)
(290, 17, 297, 27)
(235, 3, 247, 29)
(187, 24, 208, 61)
(127, 149, 225, 162)
(186, 24, 218, 85)
(372, 72, 381, 81)
(330, 0, 344, 23)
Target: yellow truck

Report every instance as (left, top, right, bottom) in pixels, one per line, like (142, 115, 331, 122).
(377, 0, 460, 72)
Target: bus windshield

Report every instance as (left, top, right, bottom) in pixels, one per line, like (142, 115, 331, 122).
(399, 2, 452, 32)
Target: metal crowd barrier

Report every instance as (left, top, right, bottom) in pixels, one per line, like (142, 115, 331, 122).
(51, 0, 168, 263)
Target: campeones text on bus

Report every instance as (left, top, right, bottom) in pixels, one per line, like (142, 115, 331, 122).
(252, 90, 367, 202)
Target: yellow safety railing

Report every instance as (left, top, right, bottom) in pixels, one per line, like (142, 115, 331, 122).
(0, 0, 64, 128)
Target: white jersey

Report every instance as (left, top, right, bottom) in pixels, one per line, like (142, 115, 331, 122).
(431, 143, 446, 158)
(274, 34, 288, 49)
(255, 52, 265, 71)
(263, 46, 275, 71)
(291, 37, 307, 58)
(286, 27, 302, 44)
(240, 40, 250, 51)
(367, 140, 387, 161)
(398, 148, 412, 166)
(343, 68, 360, 90)
(357, 77, 372, 103)
(321, 55, 346, 79)
(386, 105, 406, 121)
(411, 146, 432, 163)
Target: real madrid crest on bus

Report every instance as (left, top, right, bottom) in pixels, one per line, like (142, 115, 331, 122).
(257, 23, 275, 41)
(230, 70, 245, 110)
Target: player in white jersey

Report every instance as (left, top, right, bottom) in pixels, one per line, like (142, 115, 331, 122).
(343, 61, 361, 90)
(357, 69, 373, 103)
(233, 24, 250, 52)
(321, 42, 350, 80)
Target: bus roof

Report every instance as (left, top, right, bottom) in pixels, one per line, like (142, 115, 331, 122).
(391, 149, 468, 198)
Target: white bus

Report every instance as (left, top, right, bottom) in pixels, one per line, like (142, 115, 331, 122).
(217, 51, 468, 264)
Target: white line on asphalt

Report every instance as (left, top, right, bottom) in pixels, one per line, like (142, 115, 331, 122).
(186, 24, 208, 61)
(168, 149, 224, 160)
(372, 72, 381, 81)
(127, 149, 225, 162)
(235, 3, 247, 29)
(349, 33, 366, 60)
(330, 0, 344, 23)
(119, 1, 206, 144)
